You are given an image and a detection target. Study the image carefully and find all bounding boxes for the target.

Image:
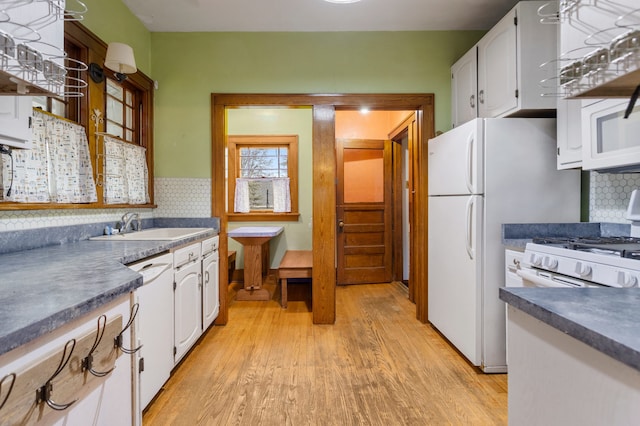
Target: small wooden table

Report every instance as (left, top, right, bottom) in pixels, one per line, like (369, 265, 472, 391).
(228, 226, 283, 301)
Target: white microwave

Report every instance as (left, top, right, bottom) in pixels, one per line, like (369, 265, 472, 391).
(582, 99, 640, 172)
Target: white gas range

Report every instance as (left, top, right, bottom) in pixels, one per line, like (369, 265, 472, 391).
(519, 236, 640, 289)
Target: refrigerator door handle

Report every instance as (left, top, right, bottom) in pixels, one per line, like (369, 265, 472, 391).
(465, 196, 475, 260)
(465, 132, 474, 193)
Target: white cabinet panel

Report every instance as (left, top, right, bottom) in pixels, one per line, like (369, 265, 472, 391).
(174, 245, 202, 364)
(451, 47, 477, 128)
(478, 7, 518, 118)
(0, 97, 32, 149)
(476, 1, 557, 118)
(202, 252, 220, 331)
(556, 98, 583, 169)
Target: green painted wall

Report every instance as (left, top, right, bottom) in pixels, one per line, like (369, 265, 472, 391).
(227, 108, 313, 267)
(80, 0, 152, 73)
(150, 31, 483, 178)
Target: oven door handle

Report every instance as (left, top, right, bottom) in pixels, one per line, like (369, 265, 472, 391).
(516, 269, 578, 288)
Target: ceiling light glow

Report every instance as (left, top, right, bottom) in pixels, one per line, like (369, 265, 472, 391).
(323, 0, 362, 4)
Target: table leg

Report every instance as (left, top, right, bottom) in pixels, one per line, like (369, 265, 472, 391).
(236, 242, 270, 301)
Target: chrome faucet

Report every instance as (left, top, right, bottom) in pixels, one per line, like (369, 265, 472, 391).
(119, 212, 141, 233)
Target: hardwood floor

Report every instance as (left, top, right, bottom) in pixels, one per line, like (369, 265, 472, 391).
(143, 279, 507, 425)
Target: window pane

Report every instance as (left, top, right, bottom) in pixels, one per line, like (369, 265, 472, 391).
(107, 97, 123, 124)
(126, 106, 133, 127)
(107, 79, 123, 100)
(126, 129, 133, 141)
(126, 90, 133, 106)
(248, 180, 274, 210)
(239, 146, 288, 178)
(343, 148, 384, 203)
(107, 122, 123, 138)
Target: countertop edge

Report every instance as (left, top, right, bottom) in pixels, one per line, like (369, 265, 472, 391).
(500, 288, 640, 372)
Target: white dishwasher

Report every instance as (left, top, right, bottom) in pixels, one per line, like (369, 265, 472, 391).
(129, 252, 174, 413)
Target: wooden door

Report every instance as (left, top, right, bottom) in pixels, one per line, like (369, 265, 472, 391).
(336, 138, 392, 285)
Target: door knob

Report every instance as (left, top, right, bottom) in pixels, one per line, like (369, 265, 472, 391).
(338, 220, 344, 230)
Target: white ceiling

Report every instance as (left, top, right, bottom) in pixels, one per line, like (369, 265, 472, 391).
(121, 0, 523, 32)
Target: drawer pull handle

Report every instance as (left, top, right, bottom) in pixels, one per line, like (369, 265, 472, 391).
(36, 339, 78, 411)
(0, 373, 16, 411)
(82, 315, 116, 378)
(114, 303, 142, 355)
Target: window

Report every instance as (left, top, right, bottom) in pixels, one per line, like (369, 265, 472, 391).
(105, 78, 137, 144)
(228, 135, 299, 221)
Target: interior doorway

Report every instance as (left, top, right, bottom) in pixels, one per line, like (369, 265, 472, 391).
(211, 94, 434, 325)
(334, 110, 414, 287)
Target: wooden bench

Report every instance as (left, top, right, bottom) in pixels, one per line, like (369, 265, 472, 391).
(278, 250, 312, 309)
(228, 251, 236, 284)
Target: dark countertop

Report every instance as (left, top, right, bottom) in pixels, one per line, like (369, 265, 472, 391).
(501, 222, 631, 249)
(0, 229, 216, 357)
(500, 287, 640, 372)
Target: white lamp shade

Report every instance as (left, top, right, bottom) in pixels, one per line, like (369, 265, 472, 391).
(104, 42, 137, 74)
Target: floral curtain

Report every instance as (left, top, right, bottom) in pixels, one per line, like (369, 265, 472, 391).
(0, 110, 97, 203)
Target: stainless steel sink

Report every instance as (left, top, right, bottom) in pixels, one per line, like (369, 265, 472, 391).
(90, 228, 211, 241)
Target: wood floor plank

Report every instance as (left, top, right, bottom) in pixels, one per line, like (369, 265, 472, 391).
(143, 280, 507, 425)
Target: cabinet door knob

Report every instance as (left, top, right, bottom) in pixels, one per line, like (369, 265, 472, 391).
(470, 94, 475, 108)
(478, 90, 485, 104)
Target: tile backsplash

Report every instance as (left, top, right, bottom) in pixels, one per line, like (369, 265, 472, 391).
(0, 177, 212, 232)
(589, 172, 640, 223)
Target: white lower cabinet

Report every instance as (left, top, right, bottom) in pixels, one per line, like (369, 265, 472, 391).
(507, 306, 640, 425)
(0, 294, 134, 426)
(173, 242, 203, 364)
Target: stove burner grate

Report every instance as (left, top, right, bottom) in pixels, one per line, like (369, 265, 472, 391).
(532, 236, 640, 259)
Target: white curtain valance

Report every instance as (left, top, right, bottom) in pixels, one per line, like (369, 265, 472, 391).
(234, 178, 250, 213)
(272, 177, 291, 213)
(234, 177, 291, 213)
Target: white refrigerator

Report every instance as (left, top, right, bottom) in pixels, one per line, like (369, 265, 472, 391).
(427, 118, 580, 373)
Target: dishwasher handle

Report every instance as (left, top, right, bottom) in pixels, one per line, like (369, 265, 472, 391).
(136, 262, 172, 283)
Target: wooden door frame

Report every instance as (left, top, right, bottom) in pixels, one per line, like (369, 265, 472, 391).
(388, 112, 417, 302)
(212, 94, 434, 325)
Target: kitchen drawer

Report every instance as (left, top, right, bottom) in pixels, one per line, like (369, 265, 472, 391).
(201, 236, 219, 256)
(173, 242, 201, 269)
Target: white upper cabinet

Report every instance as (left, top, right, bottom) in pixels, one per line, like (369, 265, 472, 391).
(0, 97, 32, 149)
(476, 1, 557, 119)
(556, 98, 583, 169)
(451, 47, 478, 128)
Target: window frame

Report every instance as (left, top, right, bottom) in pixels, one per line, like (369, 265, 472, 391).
(227, 135, 299, 222)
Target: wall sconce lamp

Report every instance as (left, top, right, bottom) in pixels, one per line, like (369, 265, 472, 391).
(89, 42, 137, 84)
